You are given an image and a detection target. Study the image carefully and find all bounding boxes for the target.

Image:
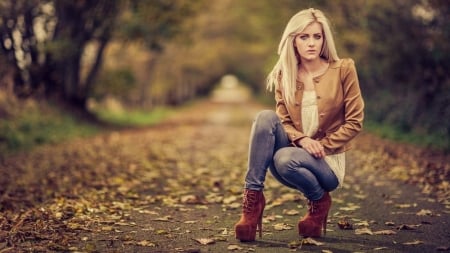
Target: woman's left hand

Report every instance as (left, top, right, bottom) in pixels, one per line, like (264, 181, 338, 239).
(298, 137, 326, 159)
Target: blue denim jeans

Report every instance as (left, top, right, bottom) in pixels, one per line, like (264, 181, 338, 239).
(244, 110, 339, 201)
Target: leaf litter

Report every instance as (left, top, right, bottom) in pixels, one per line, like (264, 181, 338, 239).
(0, 100, 449, 252)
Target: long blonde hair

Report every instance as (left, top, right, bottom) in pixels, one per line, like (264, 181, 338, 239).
(266, 8, 339, 105)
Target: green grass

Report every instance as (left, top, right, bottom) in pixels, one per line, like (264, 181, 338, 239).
(364, 120, 449, 152)
(0, 103, 98, 155)
(94, 107, 174, 127)
(0, 100, 175, 156)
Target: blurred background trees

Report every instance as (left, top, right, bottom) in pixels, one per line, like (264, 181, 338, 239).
(1, 0, 449, 149)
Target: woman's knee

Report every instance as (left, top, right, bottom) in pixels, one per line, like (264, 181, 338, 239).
(252, 110, 279, 135)
(323, 175, 339, 192)
(255, 110, 278, 124)
(273, 148, 298, 175)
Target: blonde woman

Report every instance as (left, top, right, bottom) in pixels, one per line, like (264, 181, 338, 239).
(234, 8, 364, 241)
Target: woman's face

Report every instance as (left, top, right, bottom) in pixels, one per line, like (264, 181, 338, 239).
(294, 22, 324, 62)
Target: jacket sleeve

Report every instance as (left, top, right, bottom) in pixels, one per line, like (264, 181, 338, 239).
(275, 82, 306, 145)
(320, 59, 364, 151)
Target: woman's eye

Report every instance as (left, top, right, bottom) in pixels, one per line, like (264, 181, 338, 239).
(314, 35, 322, 39)
(299, 35, 308, 40)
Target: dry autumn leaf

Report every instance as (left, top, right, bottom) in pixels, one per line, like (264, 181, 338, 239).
(283, 209, 300, 216)
(192, 238, 215, 245)
(374, 247, 389, 250)
(337, 219, 353, 230)
(355, 228, 373, 235)
(301, 237, 325, 246)
(385, 221, 395, 226)
(124, 240, 156, 247)
(227, 244, 243, 250)
(436, 246, 450, 251)
(373, 230, 397, 235)
(416, 209, 433, 216)
(397, 224, 420, 230)
(403, 240, 424, 245)
(273, 223, 293, 231)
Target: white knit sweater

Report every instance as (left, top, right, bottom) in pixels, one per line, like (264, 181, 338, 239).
(301, 90, 346, 185)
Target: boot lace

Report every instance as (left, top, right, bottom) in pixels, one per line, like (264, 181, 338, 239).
(242, 191, 258, 213)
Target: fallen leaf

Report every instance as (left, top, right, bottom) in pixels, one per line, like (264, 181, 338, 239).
(222, 196, 238, 204)
(193, 238, 215, 245)
(436, 246, 450, 251)
(288, 240, 301, 249)
(273, 223, 293, 231)
(373, 230, 397, 235)
(227, 244, 243, 250)
(181, 195, 204, 205)
(101, 226, 113, 231)
(263, 214, 277, 223)
(301, 237, 324, 246)
(354, 220, 370, 227)
(156, 229, 168, 235)
(403, 240, 424, 245)
(283, 209, 300, 216)
(136, 240, 156, 247)
(416, 209, 433, 216)
(220, 228, 229, 235)
(355, 228, 373, 235)
(385, 221, 395, 226)
(395, 203, 417, 209)
(152, 216, 172, 222)
(337, 219, 353, 230)
(115, 222, 136, 226)
(339, 203, 360, 211)
(397, 224, 420, 230)
(354, 194, 367, 199)
(124, 240, 156, 247)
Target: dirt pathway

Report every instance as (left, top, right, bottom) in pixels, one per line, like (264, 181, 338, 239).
(1, 83, 449, 252)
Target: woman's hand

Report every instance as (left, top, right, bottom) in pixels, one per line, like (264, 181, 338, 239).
(298, 137, 326, 158)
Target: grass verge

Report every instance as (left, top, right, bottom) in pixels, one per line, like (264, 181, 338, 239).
(0, 102, 98, 155)
(93, 107, 174, 127)
(364, 120, 449, 152)
(0, 102, 175, 156)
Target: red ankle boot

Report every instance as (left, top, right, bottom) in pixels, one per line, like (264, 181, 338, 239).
(298, 192, 331, 237)
(234, 189, 265, 242)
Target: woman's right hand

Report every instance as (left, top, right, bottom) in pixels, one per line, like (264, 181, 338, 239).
(298, 137, 326, 158)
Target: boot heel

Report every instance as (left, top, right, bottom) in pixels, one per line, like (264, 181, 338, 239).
(322, 212, 329, 235)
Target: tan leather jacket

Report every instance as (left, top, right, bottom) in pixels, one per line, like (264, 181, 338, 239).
(275, 58, 364, 155)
